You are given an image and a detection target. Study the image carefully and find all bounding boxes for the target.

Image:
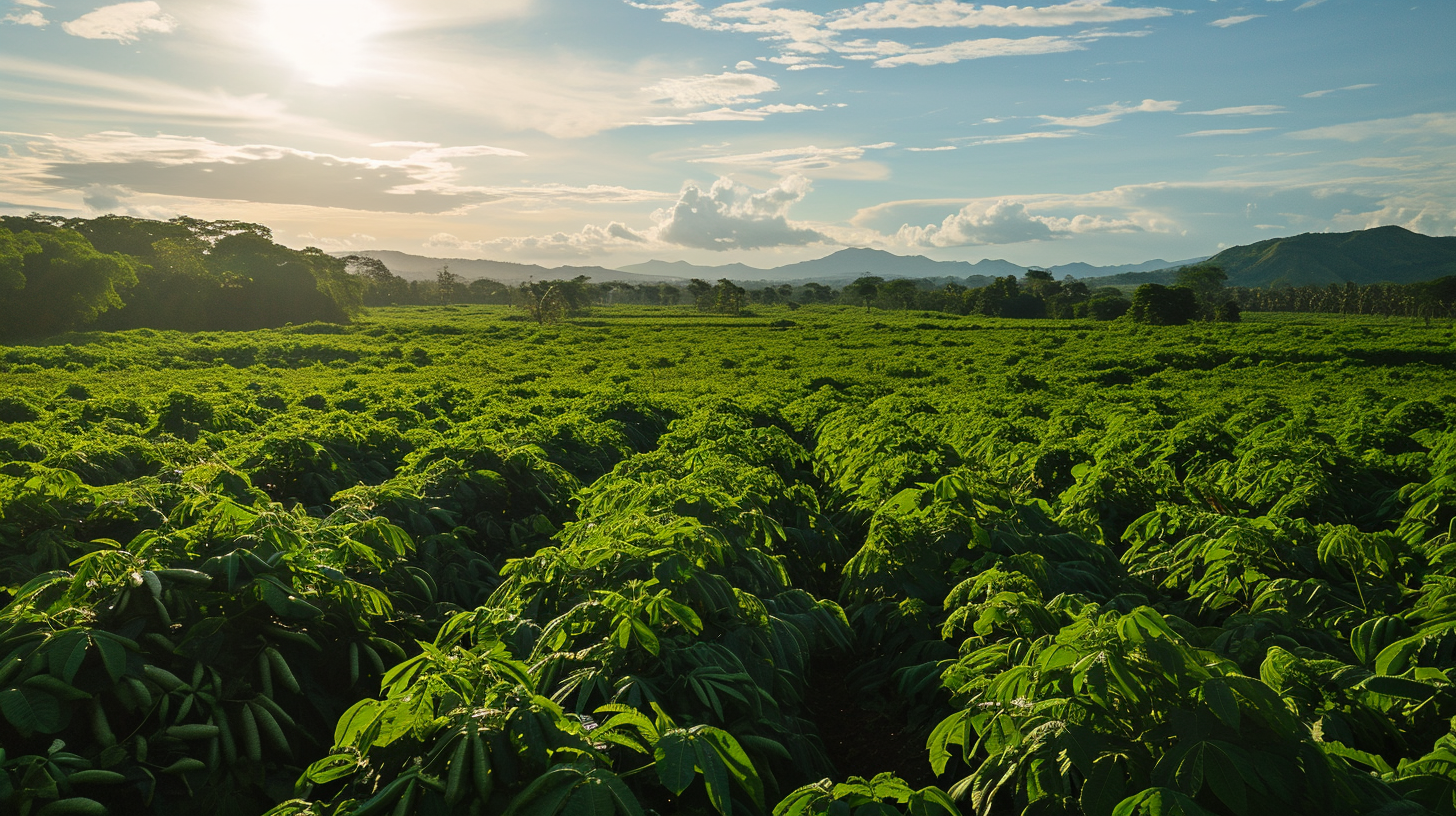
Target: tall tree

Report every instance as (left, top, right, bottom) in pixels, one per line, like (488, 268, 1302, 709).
(846, 276, 884, 310)
(0, 228, 137, 340)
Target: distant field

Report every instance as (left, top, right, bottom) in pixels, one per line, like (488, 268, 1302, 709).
(2, 307, 1455, 816)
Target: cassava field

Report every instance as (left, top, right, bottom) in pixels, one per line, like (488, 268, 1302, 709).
(3, 305, 1456, 816)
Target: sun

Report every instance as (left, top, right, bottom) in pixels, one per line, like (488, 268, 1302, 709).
(257, 0, 387, 86)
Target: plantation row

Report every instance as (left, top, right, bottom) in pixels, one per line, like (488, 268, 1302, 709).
(1, 307, 1455, 816)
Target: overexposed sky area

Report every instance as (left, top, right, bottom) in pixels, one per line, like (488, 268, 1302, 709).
(1, 0, 1452, 268)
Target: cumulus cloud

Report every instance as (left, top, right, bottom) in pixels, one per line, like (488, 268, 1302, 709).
(654, 175, 829, 250)
(4, 9, 46, 25)
(62, 1, 177, 42)
(735, 60, 756, 70)
(421, 175, 832, 258)
(827, 0, 1176, 30)
(1210, 14, 1262, 27)
(1181, 105, 1285, 116)
(430, 222, 651, 258)
(894, 199, 1139, 246)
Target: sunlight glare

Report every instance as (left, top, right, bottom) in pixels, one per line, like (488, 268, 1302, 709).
(257, 0, 387, 86)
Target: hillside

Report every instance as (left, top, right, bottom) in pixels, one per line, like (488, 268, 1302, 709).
(1207, 225, 1456, 287)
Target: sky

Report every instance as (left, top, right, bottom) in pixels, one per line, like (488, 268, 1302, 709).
(1, 0, 1453, 270)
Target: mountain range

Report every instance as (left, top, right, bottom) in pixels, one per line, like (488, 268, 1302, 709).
(340, 226, 1456, 289)
(616, 248, 1204, 284)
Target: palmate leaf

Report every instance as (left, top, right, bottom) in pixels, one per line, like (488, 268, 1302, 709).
(655, 731, 697, 795)
(1080, 760, 1128, 816)
(1111, 787, 1214, 816)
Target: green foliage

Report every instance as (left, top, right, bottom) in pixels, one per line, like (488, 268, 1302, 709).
(2, 306, 1456, 816)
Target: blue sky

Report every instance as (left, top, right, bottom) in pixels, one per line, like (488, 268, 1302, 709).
(1, 0, 1452, 269)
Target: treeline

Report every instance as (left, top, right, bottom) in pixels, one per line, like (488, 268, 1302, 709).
(1231, 277, 1456, 319)
(0, 215, 362, 340)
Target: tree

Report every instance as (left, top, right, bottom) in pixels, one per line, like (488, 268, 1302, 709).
(344, 255, 412, 306)
(714, 278, 747, 315)
(881, 278, 918, 310)
(1086, 290, 1131, 320)
(435, 266, 464, 304)
(516, 280, 566, 324)
(0, 227, 137, 339)
(687, 278, 715, 311)
(846, 276, 884, 310)
(1129, 283, 1200, 325)
(1176, 263, 1229, 320)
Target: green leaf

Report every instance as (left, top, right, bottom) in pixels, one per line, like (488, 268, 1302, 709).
(47, 631, 88, 685)
(1374, 635, 1424, 677)
(1361, 674, 1437, 701)
(1202, 678, 1240, 732)
(1080, 760, 1127, 816)
(701, 727, 765, 809)
(561, 779, 614, 816)
(1203, 745, 1247, 816)
(595, 769, 647, 816)
(655, 731, 696, 796)
(695, 737, 733, 816)
(93, 634, 127, 684)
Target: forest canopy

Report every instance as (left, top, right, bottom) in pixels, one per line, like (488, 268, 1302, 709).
(0, 215, 362, 340)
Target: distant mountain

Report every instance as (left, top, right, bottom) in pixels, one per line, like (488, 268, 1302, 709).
(1207, 226, 1456, 288)
(1049, 257, 1208, 278)
(616, 248, 1210, 283)
(616, 259, 767, 279)
(338, 250, 678, 285)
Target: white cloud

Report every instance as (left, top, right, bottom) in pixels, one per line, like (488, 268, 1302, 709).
(4, 9, 45, 25)
(0, 130, 671, 216)
(958, 131, 1080, 146)
(1294, 0, 1329, 9)
(1180, 128, 1276, 137)
(1289, 112, 1456, 142)
(62, 1, 177, 42)
(654, 175, 829, 250)
(636, 103, 823, 126)
(827, 0, 1176, 30)
(907, 145, 957, 152)
(687, 142, 895, 173)
(297, 232, 378, 252)
(735, 60, 756, 70)
(1210, 14, 1262, 27)
(647, 72, 780, 108)
(1302, 83, 1376, 99)
(629, 0, 1166, 70)
(424, 175, 833, 258)
(1039, 98, 1179, 127)
(431, 222, 651, 258)
(872, 34, 1085, 67)
(1181, 105, 1285, 116)
(894, 199, 1140, 246)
